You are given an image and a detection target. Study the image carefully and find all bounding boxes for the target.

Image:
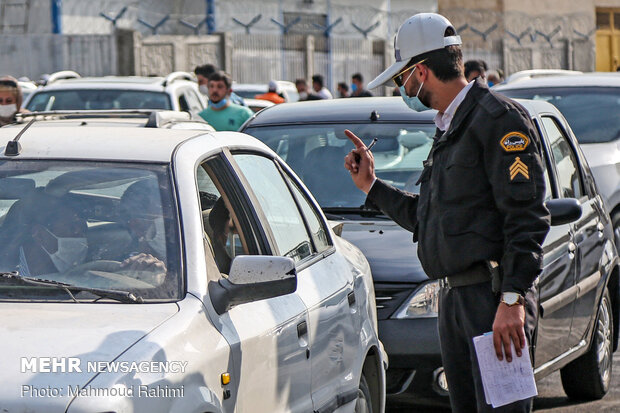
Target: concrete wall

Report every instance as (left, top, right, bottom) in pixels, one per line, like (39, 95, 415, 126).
(439, 0, 598, 74)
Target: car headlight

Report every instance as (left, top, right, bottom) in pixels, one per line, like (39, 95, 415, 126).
(392, 280, 440, 319)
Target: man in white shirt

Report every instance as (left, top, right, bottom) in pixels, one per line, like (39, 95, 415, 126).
(311, 74, 333, 99)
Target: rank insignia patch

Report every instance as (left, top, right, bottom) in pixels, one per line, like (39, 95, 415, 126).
(509, 157, 529, 181)
(500, 131, 530, 152)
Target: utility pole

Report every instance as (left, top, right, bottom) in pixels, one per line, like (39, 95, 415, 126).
(51, 0, 62, 34)
(206, 0, 215, 34)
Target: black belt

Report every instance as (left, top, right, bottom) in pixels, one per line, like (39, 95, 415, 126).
(442, 262, 491, 288)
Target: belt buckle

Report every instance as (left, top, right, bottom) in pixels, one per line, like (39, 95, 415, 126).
(439, 278, 450, 289)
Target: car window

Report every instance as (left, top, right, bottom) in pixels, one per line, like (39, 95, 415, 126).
(178, 94, 190, 112)
(26, 90, 172, 111)
(0, 161, 181, 301)
(244, 123, 436, 208)
(283, 171, 332, 253)
(497, 86, 620, 143)
(195, 163, 249, 275)
(541, 116, 584, 199)
(233, 154, 314, 262)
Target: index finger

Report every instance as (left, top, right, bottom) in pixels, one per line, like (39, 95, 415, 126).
(344, 129, 366, 150)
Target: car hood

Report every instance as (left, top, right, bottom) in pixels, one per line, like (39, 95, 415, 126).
(339, 220, 427, 283)
(580, 141, 620, 169)
(0, 302, 178, 412)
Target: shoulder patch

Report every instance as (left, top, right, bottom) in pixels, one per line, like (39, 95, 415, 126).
(509, 156, 529, 181)
(500, 131, 530, 152)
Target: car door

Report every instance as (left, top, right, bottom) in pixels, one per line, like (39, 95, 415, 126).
(541, 116, 606, 345)
(534, 117, 578, 367)
(195, 155, 313, 412)
(229, 152, 363, 412)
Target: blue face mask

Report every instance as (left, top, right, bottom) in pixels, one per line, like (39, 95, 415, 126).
(350, 83, 358, 92)
(399, 82, 430, 112)
(209, 98, 227, 109)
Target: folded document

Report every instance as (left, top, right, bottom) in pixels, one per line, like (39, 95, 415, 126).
(473, 332, 538, 408)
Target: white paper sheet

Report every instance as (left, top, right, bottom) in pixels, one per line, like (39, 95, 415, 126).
(473, 332, 538, 408)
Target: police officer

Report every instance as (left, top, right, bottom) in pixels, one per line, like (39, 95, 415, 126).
(344, 13, 550, 412)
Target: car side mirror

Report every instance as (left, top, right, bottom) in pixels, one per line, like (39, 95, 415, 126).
(545, 198, 582, 226)
(209, 256, 297, 314)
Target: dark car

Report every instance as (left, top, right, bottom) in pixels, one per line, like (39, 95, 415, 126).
(241, 97, 620, 408)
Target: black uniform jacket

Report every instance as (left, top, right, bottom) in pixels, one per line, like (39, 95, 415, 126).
(366, 79, 550, 294)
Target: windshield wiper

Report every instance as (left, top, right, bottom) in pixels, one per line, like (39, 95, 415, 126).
(0, 272, 144, 303)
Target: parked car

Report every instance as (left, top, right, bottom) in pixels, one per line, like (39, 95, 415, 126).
(233, 80, 300, 103)
(241, 97, 620, 407)
(501, 69, 583, 85)
(23, 72, 206, 115)
(244, 98, 275, 113)
(13, 110, 215, 131)
(0, 117, 386, 412)
(495, 73, 620, 232)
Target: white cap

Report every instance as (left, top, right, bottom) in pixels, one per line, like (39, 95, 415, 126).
(367, 13, 462, 89)
(268, 80, 278, 91)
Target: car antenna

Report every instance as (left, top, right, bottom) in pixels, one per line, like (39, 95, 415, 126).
(5, 118, 36, 156)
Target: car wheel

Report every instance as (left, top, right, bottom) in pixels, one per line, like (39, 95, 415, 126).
(560, 288, 613, 400)
(354, 373, 373, 413)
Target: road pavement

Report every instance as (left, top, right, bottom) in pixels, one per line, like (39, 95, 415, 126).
(388, 350, 620, 412)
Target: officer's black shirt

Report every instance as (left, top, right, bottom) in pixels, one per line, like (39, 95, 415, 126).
(366, 79, 550, 294)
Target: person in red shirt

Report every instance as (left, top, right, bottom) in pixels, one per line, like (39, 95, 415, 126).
(255, 80, 285, 104)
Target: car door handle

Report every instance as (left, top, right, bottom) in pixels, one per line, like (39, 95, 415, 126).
(297, 321, 310, 358)
(348, 291, 356, 307)
(297, 320, 308, 339)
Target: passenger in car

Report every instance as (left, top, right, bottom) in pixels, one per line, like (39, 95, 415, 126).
(118, 179, 167, 274)
(7, 193, 88, 276)
(208, 197, 237, 274)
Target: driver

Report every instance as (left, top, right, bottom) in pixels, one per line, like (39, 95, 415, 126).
(17, 197, 87, 276)
(118, 178, 167, 274)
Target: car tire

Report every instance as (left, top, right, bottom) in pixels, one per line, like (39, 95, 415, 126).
(354, 373, 373, 413)
(560, 288, 613, 400)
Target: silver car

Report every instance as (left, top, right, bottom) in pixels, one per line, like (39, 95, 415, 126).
(0, 117, 386, 412)
(496, 73, 620, 230)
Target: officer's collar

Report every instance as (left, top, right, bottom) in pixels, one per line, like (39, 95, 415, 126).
(439, 79, 487, 141)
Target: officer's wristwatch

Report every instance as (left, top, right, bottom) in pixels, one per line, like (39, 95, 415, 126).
(501, 292, 525, 306)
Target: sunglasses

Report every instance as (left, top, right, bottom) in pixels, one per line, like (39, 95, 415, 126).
(392, 59, 427, 87)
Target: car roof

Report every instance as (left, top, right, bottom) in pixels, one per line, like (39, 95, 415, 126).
(243, 97, 437, 126)
(33, 76, 195, 92)
(512, 98, 561, 117)
(0, 124, 263, 162)
(495, 72, 620, 90)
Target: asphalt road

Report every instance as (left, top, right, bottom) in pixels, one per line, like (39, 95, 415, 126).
(388, 350, 620, 412)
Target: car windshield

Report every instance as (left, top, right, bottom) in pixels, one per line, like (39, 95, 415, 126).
(0, 161, 181, 302)
(26, 89, 172, 111)
(498, 86, 620, 144)
(244, 122, 436, 208)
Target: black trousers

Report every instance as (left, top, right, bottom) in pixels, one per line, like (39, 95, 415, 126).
(438, 280, 538, 413)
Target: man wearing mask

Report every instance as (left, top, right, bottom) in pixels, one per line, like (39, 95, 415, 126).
(194, 64, 246, 107)
(0, 76, 24, 126)
(344, 13, 549, 413)
(295, 78, 321, 101)
(198, 71, 253, 131)
(350, 73, 373, 97)
(11, 195, 88, 276)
